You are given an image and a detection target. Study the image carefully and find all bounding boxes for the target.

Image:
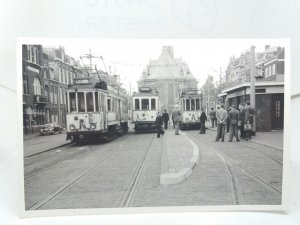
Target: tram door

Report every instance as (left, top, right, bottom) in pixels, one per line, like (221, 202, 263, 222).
(271, 94, 284, 130)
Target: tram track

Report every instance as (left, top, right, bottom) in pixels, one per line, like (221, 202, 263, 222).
(188, 131, 282, 204)
(119, 134, 155, 207)
(203, 130, 283, 166)
(27, 133, 156, 210)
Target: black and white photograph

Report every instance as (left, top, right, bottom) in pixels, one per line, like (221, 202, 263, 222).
(19, 39, 288, 214)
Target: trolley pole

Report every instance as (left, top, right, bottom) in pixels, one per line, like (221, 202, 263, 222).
(250, 45, 256, 132)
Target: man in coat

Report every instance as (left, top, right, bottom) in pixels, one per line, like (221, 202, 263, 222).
(155, 112, 164, 138)
(215, 104, 228, 142)
(238, 103, 246, 139)
(172, 105, 181, 135)
(228, 105, 240, 142)
(209, 107, 217, 128)
(244, 101, 256, 140)
(199, 110, 208, 134)
(162, 109, 169, 129)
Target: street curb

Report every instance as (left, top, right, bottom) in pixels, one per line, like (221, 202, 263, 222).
(24, 142, 72, 158)
(207, 127, 283, 151)
(160, 131, 199, 186)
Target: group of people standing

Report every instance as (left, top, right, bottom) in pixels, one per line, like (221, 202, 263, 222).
(155, 101, 255, 141)
(214, 101, 255, 142)
(155, 105, 181, 138)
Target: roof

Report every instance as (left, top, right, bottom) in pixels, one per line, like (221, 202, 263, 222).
(139, 46, 195, 80)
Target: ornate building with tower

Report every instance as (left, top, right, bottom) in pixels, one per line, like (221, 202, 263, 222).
(137, 46, 198, 111)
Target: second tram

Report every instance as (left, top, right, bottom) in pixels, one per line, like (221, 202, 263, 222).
(131, 86, 160, 133)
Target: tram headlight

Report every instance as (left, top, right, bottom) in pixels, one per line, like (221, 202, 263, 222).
(69, 124, 75, 131)
(90, 123, 96, 130)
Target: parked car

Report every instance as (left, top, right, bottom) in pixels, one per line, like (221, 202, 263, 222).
(40, 123, 63, 135)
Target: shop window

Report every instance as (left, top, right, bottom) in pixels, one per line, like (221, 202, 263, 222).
(196, 99, 200, 110)
(186, 99, 191, 111)
(191, 99, 195, 111)
(107, 98, 111, 111)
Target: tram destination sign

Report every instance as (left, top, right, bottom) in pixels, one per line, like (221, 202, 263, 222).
(73, 78, 92, 85)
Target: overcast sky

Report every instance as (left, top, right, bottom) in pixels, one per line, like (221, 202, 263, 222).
(38, 39, 286, 92)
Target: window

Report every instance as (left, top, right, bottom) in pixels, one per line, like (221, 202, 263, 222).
(44, 85, 49, 100)
(33, 77, 42, 95)
(60, 88, 63, 104)
(135, 99, 140, 110)
(107, 98, 111, 111)
(27, 45, 38, 64)
(69, 92, 76, 112)
(265, 67, 269, 77)
(23, 77, 28, 94)
(141, 98, 149, 110)
(196, 99, 200, 110)
(151, 98, 156, 110)
(54, 87, 58, 104)
(86, 92, 94, 112)
(95, 92, 99, 111)
(272, 64, 276, 75)
(58, 67, 62, 83)
(186, 99, 191, 111)
(49, 68, 55, 80)
(191, 99, 195, 111)
(43, 68, 48, 79)
(269, 66, 272, 76)
(78, 92, 85, 112)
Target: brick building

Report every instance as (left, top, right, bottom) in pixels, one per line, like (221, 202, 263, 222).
(23, 45, 84, 134)
(219, 46, 285, 131)
(137, 46, 198, 111)
(23, 45, 47, 133)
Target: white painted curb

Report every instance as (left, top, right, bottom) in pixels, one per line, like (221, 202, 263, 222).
(160, 132, 199, 186)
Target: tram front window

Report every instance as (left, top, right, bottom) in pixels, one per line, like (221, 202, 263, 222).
(191, 99, 195, 111)
(196, 98, 200, 110)
(186, 99, 191, 111)
(151, 98, 156, 110)
(86, 92, 94, 112)
(69, 92, 76, 112)
(141, 98, 149, 110)
(135, 99, 140, 110)
(78, 92, 85, 112)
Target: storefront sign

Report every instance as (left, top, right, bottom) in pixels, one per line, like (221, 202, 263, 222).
(74, 78, 91, 85)
(27, 66, 40, 74)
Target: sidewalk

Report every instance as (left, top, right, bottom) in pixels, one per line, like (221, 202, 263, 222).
(207, 126, 283, 150)
(23, 132, 71, 157)
(160, 128, 199, 186)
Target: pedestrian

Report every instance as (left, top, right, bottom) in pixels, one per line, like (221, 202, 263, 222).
(226, 106, 231, 133)
(155, 112, 164, 138)
(228, 105, 240, 142)
(172, 105, 181, 135)
(199, 110, 207, 134)
(162, 109, 169, 129)
(244, 101, 256, 140)
(238, 103, 246, 139)
(209, 107, 217, 128)
(215, 104, 228, 142)
(171, 114, 175, 129)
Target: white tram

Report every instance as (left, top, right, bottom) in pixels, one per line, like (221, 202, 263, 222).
(176, 88, 202, 129)
(131, 86, 160, 132)
(66, 77, 129, 143)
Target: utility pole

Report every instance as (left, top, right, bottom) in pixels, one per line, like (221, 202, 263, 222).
(250, 45, 256, 132)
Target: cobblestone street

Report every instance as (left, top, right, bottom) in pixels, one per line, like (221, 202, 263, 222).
(24, 128, 283, 209)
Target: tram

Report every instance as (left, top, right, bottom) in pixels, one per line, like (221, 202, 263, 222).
(65, 77, 129, 143)
(131, 86, 160, 133)
(176, 88, 202, 130)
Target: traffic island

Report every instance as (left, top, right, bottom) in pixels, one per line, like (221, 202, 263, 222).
(160, 129, 199, 186)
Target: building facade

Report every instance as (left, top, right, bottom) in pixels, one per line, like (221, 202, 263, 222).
(137, 46, 198, 111)
(23, 45, 47, 133)
(23, 45, 84, 134)
(219, 46, 285, 131)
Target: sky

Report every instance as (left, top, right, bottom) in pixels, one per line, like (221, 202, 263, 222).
(37, 39, 287, 93)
